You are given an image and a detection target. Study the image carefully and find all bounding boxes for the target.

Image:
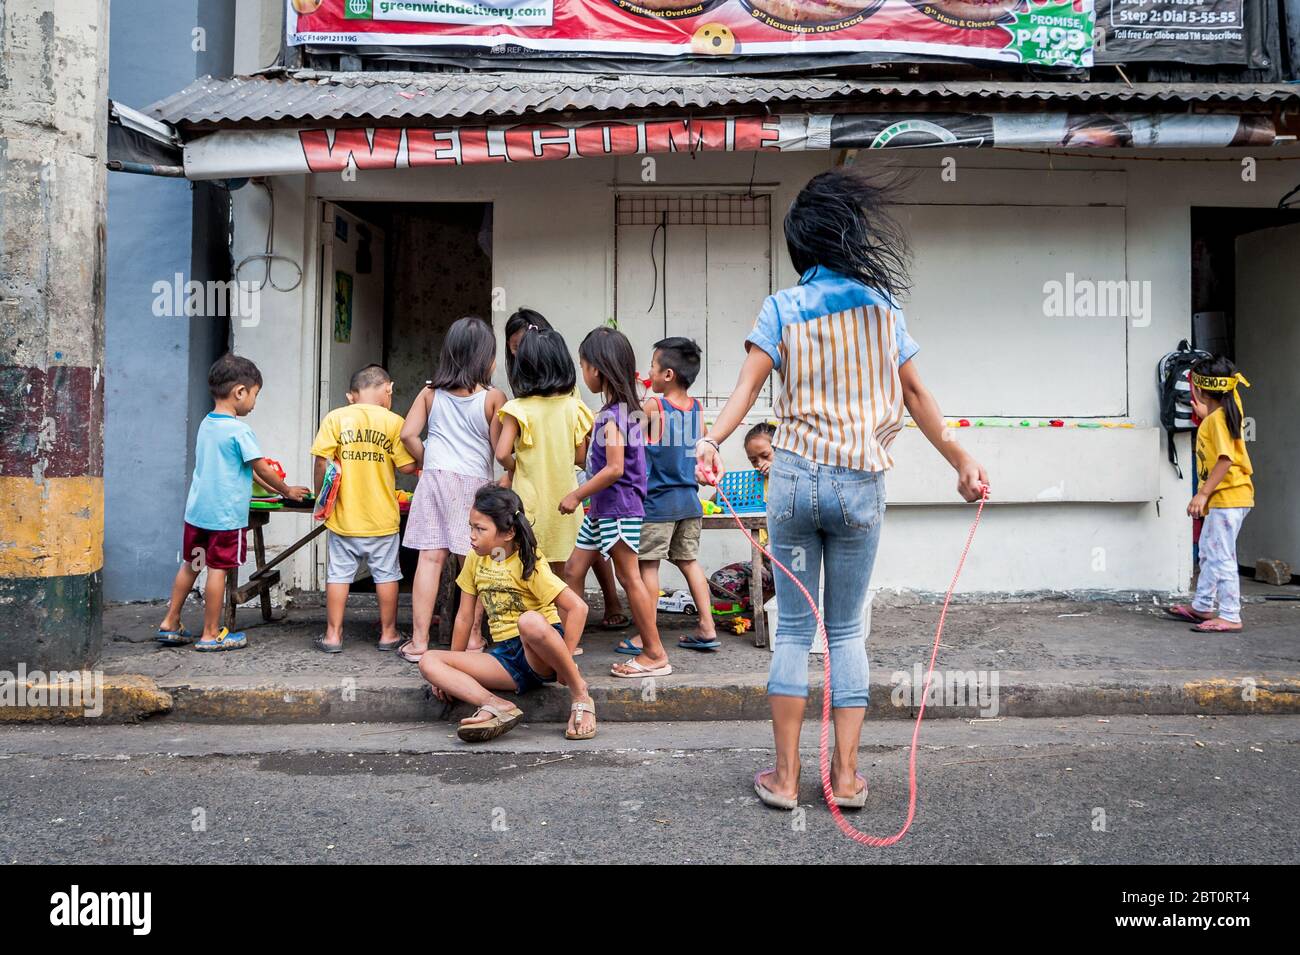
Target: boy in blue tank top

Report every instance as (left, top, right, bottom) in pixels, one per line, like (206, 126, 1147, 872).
(633, 338, 721, 652)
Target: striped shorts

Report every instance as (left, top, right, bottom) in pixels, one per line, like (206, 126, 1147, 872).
(575, 515, 642, 558)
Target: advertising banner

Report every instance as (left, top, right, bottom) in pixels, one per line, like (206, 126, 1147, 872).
(286, 0, 1095, 67)
(1095, 0, 1248, 64)
(183, 112, 1276, 180)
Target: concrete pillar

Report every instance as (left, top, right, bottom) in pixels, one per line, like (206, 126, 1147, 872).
(0, 0, 110, 669)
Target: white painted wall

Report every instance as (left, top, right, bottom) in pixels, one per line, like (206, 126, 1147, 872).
(228, 141, 1300, 597)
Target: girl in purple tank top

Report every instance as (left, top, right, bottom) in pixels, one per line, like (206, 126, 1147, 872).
(560, 327, 670, 680)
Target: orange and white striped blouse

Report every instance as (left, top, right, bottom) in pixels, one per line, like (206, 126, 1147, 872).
(745, 266, 919, 473)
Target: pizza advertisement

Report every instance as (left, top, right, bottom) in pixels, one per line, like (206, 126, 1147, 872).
(287, 0, 1095, 67)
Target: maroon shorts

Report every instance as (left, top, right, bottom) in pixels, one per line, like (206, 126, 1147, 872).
(182, 522, 247, 571)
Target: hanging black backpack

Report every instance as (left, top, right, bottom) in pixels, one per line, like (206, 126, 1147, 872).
(1157, 339, 1211, 479)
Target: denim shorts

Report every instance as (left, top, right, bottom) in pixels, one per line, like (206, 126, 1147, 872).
(488, 624, 564, 694)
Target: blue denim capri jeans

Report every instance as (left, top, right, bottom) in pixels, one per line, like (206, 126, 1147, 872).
(765, 448, 884, 708)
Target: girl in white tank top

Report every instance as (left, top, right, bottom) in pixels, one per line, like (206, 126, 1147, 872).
(398, 317, 507, 660)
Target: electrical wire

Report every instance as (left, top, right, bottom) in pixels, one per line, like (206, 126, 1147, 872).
(233, 179, 304, 293)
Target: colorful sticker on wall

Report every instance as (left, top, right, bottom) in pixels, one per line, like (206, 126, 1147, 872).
(334, 271, 353, 344)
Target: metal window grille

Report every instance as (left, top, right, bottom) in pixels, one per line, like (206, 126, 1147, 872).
(616, 193, 771, 227)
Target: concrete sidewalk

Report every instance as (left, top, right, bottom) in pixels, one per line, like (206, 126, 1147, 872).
(68, 579, 1300, 724)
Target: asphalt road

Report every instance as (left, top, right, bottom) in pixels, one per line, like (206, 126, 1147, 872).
(1, 716, 1296, 864)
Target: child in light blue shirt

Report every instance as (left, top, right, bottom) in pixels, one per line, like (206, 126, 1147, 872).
(158, 354, 309, 651)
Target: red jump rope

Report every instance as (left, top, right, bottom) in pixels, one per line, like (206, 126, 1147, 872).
(710, 473, 990, 846)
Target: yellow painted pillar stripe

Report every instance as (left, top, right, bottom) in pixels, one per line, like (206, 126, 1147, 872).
(0, 476, 104, 578)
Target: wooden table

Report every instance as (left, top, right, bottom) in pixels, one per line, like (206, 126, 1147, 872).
(227, 505, 460, 641)
(225, 505, 324, 632)
(700, 512, 769, 648)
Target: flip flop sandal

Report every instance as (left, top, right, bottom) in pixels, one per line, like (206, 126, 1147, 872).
(599, 614, 631, 631)
(614, 637, 643, 655)
(1163, 604, 1210, 623)
(377, 636, 405, 652)
(194, 628, 247, 652)
(753, 770, 798, 811)
(610, 659, 673, 679)
(1189, 621, 1245, 633)
(457, 703, 524, 743)
(313, 635, 344, 654)
(397, 639, 426, 663)
(155, 627, 194, 647)
(828, 772, 869, 810)
(565, 700, 597, 741)
(678, 634, 721, 651)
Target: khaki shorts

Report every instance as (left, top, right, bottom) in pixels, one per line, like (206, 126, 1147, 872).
(639, 517, 702, 562)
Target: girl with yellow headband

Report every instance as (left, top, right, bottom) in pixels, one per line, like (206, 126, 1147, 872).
(1164, 357, 1253, 633)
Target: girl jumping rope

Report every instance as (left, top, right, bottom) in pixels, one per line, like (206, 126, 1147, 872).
(399, 316, 506, 663)
(695, 169, 988, 810)
(1164, 357, 1253, 633)
(419, 484, 596, 742)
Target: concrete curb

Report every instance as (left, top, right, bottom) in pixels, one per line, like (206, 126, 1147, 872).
(141, 670, 1300, 724)
(0, 675, 172, 723)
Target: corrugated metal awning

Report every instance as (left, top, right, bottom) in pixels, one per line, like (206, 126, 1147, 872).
(147, 71, 1300, 129)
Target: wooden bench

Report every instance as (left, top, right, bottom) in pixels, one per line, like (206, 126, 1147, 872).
(700, 513, 769, 648)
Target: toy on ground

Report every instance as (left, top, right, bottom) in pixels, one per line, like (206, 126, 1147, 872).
(656, 589, 698, 614)
(731, 616, 753, 635)
(711, 600, 745, 617)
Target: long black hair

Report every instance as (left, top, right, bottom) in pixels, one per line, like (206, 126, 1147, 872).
(504, 308, 553, 387)
(579, 326, 640, 413)
(472, 484, 540, 579)
(784, 168, 912, 302)
(1191, 355, 1244, 440)
(428, 315, 495, 392)
(510, 327, 575, 399)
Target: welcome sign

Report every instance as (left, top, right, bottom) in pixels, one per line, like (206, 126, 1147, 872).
(182, 112, 1277, 180)
(287, 0, 1096, 68)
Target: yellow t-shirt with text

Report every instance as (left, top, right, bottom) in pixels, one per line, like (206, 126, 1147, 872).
(456, 549, 564, 644)
(310, 403, 415, 537)
(1195, 407, 1253, 510)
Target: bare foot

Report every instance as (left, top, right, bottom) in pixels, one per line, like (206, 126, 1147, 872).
(611, 654, 670, 676)
(1191, 616, 1243, 632)
(831, 766, 866, 800)
(459, 695, 516, 725)
(756, 767, 798, 802)
(567, 696, 596, 737)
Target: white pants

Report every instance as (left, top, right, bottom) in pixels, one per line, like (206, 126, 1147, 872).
(1193, 507, 1250, 623)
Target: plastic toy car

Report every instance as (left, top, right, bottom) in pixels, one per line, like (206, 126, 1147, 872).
(656, 589, 698, 614)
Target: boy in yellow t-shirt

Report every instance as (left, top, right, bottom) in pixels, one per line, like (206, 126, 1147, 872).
(309, 364, 417, 652)
(1165, 357, 1254, 634)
